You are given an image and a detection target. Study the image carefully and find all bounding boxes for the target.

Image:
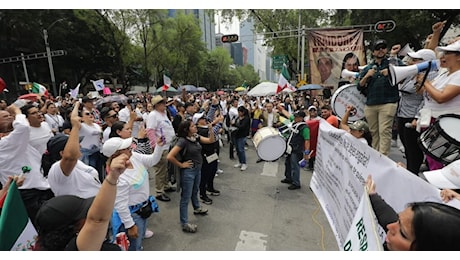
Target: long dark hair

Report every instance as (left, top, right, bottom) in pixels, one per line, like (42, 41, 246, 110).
(177, 120, 193, 138)
(408, 201, 460, 250)
(109, 121, 127, 138)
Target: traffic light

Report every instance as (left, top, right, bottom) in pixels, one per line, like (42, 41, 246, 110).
(221, 34, 239, 43)
(374, 20, 396, 32)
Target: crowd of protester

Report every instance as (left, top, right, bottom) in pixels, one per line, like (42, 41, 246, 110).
(1, 20, 460, 251)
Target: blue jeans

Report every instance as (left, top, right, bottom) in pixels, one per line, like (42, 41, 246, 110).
(235, 137, 247, 164)
(284, 152, 302, 187)
(180, 167, 201, 225)
(118, 212, 147, 251)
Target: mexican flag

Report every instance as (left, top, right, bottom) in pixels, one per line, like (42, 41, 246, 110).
(0, 181, 37, 251)
(276, 64, 291, 94)
(31, 82, 49, 97)
(162, 74, 172, 91)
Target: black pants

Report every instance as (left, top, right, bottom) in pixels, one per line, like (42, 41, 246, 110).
(200, 156, 218, 195)
(397, 117, 424, 175)
(19, 188, 55, 229)
(228, 130, 236, 159)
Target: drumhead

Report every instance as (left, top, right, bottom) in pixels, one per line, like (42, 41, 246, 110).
(253, 127, 286, 161)
(330, 84, 366, 123)
(438, 114, 460, 143)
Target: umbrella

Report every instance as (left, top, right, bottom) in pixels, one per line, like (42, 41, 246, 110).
(177, 85, 198, 93)
(18, 93, 40, 102)
(216, 90, 225, 95)
(126, 90, 142, 95)
(156, 86, 177, 93)
(196, 87, 207, 92)
(247, 82, 278, 97)
(298, 84, 323, 91)
(95, 94, 128, 108)
(234, 86, 247, 92)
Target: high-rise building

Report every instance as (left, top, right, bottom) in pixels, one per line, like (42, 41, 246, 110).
(168, 9, 216, 51)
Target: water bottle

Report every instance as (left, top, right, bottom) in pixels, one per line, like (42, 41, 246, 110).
(298, 159, 308, 168)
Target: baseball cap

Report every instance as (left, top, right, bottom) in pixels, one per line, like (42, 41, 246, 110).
(348, 120, 369, 133)
(407, 49, 436, 61)
(47, 134, 84, 160)
(35, 195, 95, 234)
(436, 41, 460, 53)
(308, 105, 317, 111)
(192, 112, 206, 124)
(102, 137, 133, 157)
(373, 39, 387, 51)
(293, 110, 306, 118)
(423, 159, 460, 189)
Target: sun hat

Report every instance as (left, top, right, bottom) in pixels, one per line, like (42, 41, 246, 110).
(101, 137, 133, 157)
(151, 95, 165, 106)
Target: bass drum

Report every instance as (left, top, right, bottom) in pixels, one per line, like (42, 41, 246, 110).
(253, 127, 286, 161)
(330, 84, 366, 123)
(418, 114, 460, 164)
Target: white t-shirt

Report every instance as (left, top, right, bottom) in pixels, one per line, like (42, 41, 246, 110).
(0, 115, 50, 190)
(44, 113, 64, 132)
(118, 107, 130, 123)
(79, 122, 102, 150)
(146, 110, 175, 150)
(47, 160, 101, 199)
(113, 150, 162, 229)
(424, 70, 460, 118)
(102, 126, 111, 143)
(29, 122, 54, 154)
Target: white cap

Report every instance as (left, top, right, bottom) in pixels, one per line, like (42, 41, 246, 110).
(436, 41, 460, 53)
(423, 159, 460, 189)
(192, 112, 206, 125)
(308, 105, 317, 111)
(407, 49, 436, 61)
(102, 137, 133, 157)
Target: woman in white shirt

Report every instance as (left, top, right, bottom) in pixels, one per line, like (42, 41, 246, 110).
(79, 106, 104, 180)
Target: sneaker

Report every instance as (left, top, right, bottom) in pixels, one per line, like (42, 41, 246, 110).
(288, 184, 301, 190)
(216, 169, 224, 174)
(280, 179, 292, 184)
(200, 195, 213, 205)
(241, 164, 247, 171)
(182, 223, 197, 233)
(234, 163, 242, 168)
(144, 229, 154, 239)
(193, 207, 208, 215)
(207, 189, 221, 196)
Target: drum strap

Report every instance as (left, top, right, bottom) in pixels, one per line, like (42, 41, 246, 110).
(286, 122, 306, 145)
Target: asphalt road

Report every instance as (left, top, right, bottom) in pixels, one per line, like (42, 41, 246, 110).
(142, 135, 406, 251)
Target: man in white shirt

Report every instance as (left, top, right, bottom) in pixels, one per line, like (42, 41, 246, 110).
(0, 105, 54, 229)
(227, 98, 239, 160)
(21, 104, 54, 155)
(146, 95, 176, 202)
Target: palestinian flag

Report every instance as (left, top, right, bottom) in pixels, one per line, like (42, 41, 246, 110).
(276, 64, 291, 94)
(0, 181, 37, 251)
(31, 82, 49, 97)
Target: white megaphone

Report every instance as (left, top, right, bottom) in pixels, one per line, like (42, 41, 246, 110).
(341, 69, 360, 79)
(389, 59, 440, 85)
(398, 43, 415, 57)
(358, 65, 366, 71)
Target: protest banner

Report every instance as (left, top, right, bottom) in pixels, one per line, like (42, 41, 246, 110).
(310, 119, 460, 250)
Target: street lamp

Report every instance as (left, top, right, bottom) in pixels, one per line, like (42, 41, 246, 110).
(43, 18, 65, 97)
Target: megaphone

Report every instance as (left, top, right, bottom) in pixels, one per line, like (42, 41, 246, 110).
(358, 65, 366, 71)
(398, 43, 414, 57)
(389, 60, 440, 85)
(341, 69, 360, 79)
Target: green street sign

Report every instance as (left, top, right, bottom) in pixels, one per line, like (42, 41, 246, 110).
(272, 55, 288, 70)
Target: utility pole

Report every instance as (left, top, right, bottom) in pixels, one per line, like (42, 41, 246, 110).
(301, 25, 306, 82)
(43, 28, 57, 97)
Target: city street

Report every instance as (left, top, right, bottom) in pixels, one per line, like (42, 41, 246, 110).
(143, 136, 338, 251)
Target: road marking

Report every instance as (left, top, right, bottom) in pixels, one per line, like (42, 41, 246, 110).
(261, 160, 279, 177)
(235, 230, 268, 251)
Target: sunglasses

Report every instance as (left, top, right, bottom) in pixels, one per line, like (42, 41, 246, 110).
(374, 45, 387, 51)
(107, 113, 118, 118)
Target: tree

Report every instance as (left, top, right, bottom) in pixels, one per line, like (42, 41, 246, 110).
(202, 47, 233, 90)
